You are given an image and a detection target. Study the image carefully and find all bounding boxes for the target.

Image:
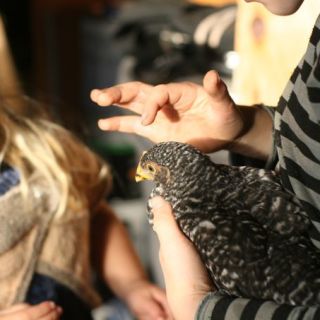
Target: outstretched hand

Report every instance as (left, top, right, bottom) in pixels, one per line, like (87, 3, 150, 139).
(123, 280, 173, 320)
(91, 70, 244, 153)
(150, 196, 214, 320)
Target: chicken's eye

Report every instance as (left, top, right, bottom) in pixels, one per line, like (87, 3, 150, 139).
(147, 164, 155, 172)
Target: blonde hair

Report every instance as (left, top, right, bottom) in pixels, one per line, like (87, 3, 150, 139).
(0, 96, 112, 218)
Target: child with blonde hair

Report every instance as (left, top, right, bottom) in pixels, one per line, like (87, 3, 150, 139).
(0, 96, 171, 320)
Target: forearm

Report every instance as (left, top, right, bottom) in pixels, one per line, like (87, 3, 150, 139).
(90, 202, 148, 300)
(228, 105, 273, 161)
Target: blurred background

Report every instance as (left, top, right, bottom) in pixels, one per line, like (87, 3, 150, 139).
(1, 0, 320, 318)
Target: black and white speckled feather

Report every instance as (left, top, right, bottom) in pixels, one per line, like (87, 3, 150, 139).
(138, 141, 320, 306)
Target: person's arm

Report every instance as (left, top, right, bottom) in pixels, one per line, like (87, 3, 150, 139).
(90, 201, 172, 320)
(0, 302, 62, 320)
(228, 104, 273, 160)
(150, 196, 213, 320)
(91, 70, 273, 160)
(150, 196, 320, 320)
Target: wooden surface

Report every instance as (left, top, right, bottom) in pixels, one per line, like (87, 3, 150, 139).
(232, 0, 320, 106)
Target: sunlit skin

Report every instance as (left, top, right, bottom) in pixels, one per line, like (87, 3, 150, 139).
(244, 0, 304, 15)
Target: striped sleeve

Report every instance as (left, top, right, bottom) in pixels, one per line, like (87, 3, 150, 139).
(196, 293, 320, 320)
(272, 14, 320, 249)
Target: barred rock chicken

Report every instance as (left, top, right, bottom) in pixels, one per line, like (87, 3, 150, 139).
(135, 141, 320, 306)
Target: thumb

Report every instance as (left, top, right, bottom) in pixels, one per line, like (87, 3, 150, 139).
(150, 196, 182, 243)
(203, 70, 231, 105)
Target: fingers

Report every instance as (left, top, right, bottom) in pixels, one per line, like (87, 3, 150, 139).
(93, 81, 197, 131)
(1, 302, 63, 320)
(90, 82, 139, 105)
(97, 114, 162, 145)
(141, 83, 194, 126)
(125, 282, 172, 320)
(141, 85, 170, 126)
(150, 196, 195, 270)
(150, 197, 184, 244)
(203, 70, 220, 92)
(203, 70, 232, 105)
(97, 115, 141, 133)
(149, 287, 173, 319)
(90, 82, 151, 114)
(90, 88, 121, 106)
(139, 298, 168, 320)
(25, 302, 62, 319)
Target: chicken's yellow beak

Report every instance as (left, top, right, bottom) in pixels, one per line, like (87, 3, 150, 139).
(135, 163, 154, 182)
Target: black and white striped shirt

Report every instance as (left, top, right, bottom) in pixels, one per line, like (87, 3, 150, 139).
(274, 15, 320, 250)
(196, 13, 320, 320)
